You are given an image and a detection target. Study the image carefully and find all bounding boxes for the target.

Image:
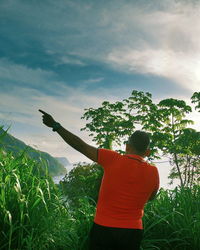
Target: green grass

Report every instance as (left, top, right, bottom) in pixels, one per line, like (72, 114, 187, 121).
(141, 186, 200, 250)
(0, 143, 199, 249)
(0, 148, 73, 249)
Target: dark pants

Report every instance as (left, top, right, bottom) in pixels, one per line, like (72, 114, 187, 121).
(89, 222, 143, 250)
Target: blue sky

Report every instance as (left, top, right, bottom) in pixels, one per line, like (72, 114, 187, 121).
(0, 0, 200, 188)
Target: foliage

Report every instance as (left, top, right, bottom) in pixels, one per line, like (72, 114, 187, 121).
(61, 162, 103, 207)
(81, 90, 200, 187)
(0, 127, 67, 176)
(191, 91, 200, 111)
(0, 139, 98, 250)
(152, 98, 194, 186)
(1, 90, 200, 249)
(0, 120, 199, 250)
(81, 100, 131, 149)
(141, 186, 200, 250)
(0, 146, 72, 250)
(122, 90, 161, 159)
(168, 128, 200, 187)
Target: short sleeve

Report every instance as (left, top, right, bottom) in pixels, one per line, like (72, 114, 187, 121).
(97, 148, 120, 169)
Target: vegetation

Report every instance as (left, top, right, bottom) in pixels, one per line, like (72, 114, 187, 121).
(0, 147, 70, 249)
(0, 127, 67, 176)
(142, 186, 200, 249)
(0, 90, 199, 249)
(1, 148, 199, 249)
(61, 163, 103, 207)
(81, 90, 200, 187)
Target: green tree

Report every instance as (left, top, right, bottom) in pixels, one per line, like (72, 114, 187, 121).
(81, 90, 162, 158)
(168, 128, 200, 187)
(124, 95, 198, 187)
(81, 100, 134, 149)
(61, 163, 103, 207)
(123, 90, 163, 160)
(153, 98, 194, 186)
(191, 92, 200, 111)
(81, 90, 199, 187)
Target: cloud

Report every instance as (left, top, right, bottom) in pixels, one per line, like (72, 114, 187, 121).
(0, 58, 55, 88)
(83, 77, 104, 84)
(0, 84, 104, 129)
(107, 48, 200, 92)
(55, 0, 200, 94)
(2, 0, 200, 94)
(54, 55, 86, 66)
(0, 57, 106, 162)
(100, 1, 200, 92)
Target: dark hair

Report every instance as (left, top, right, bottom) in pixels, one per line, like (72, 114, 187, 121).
(128, 130, 150, 153)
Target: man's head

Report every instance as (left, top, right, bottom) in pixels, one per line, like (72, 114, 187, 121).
(126, 130, 150, 157)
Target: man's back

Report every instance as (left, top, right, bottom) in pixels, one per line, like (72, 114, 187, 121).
(94, 148, 160, 229)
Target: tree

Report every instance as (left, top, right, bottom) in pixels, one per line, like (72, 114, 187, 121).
(81, 90, 162, 158)
(81, 100, 134, 149)
(191, 92, 200, 111)
(123, 94, 198, 187)
(168, 128, 200, 187)
(61, 163, 103, 206)
(123, 90, 163, 160)
(154, 98, 194, 186)
(81, 90, 199, 187)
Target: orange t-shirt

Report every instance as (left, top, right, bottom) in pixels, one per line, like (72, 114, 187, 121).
(94, 148, 160, 229)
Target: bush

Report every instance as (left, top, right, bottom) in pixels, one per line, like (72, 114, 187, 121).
(60, 162, 103, 207)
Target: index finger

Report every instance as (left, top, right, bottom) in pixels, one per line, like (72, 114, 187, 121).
(38, 109, 49, 115)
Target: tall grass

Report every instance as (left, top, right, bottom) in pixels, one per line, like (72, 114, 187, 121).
(0, 147, 74, 249)
(141, 186, 200, 250)
(64, 186, 200, 250)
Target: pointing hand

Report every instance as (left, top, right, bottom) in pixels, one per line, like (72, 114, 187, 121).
(39, 109, 56, 128)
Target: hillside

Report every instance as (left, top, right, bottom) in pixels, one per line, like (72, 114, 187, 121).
(0, 127, 67, 176)
(55, 157, 70, 166)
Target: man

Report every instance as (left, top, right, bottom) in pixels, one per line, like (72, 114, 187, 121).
(39, 109, 160, 250)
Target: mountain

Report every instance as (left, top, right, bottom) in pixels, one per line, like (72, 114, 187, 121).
(0, 127, 67, 176)
(55, 157, 70, 166)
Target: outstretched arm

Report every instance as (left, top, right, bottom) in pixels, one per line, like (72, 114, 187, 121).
(39, 109, 98, 162)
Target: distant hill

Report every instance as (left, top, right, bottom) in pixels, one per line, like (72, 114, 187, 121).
(55, 157, 70, 166)
(0, 127, 67, 176)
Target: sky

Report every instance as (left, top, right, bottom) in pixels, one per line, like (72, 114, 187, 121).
(0, 0, 200, 189)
